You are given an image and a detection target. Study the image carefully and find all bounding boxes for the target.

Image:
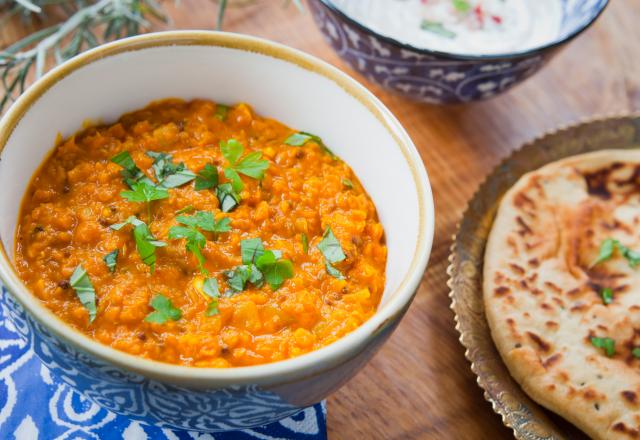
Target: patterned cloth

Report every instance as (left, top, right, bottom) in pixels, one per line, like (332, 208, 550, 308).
(0, 300, 327, 440)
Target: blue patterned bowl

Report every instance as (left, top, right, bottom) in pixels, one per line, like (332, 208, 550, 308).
(309, 0, 609, 104)
(0, 32, 434, 432)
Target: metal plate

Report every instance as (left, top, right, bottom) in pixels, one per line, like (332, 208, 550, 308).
(448, 116, 640, 440)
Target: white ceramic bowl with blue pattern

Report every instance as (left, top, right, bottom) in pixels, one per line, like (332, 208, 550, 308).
(309, 0, 609, 104)
(0, 31, 434, 432)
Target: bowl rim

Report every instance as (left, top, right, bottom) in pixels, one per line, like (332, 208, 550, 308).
(317, 0, 609, 61)
(0, 30, 435, 385)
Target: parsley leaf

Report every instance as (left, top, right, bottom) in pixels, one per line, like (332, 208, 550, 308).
(195, 164, 219, 190)
(147, 151, 196, 188)
(110, 216, 166, 272)
(203, 277, 220, 316)
(220, 139, 269, 192)
(69, 265, 97, 323)
(601, 287, 613, 305)
(215, 104, 229, 121)
(241, 237, 265, 265)
(633, 348, 640, 359)
(301, 233, 309, 254)
(421, 20, 456, 38)
(144, 294, 182, 324)
(255, 250, 294, 290)
(110, 151, 153, 188)
(120, 180, 169, 222)
(591, 336, 616, 357)
(284, 131, 336, 157)
(216, 183, 240, 213)
(342, 178, 354, 189)
(103, 250, 118, 273)
(169, 211, 230, 275)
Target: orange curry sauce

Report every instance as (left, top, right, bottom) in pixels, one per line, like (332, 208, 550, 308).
(14, 99, 387, 367)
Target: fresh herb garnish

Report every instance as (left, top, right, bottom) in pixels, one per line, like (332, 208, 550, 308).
(110, 151, 153, 188)
(301, 233, 309, 254)
(216, 183, 240, 213)
(120, 180, 169, 222)
(633, 348, 640, 359)
(317, 227, 346, 279)
(420, 20, 456, 38)
(144, 293, 182, 324)
(147, 151, 196, 188)
(452, 0, 471, 13)
(220, 139, 270, 192)
(175, 205, 195, 215)
(255, 250, 294, 290)
(342, 178, 354, 189)
(215, 104, 229, 121)
(592, 238, 640, 268)
(103, 250, 118, 273)
(168, 211, 230, 275)
(225, 238, 293, 291)
(601, 287, 613, 305)
(591, 336, 616, 357)
(241, 237, 265, 265)
(203, 277, 220, 316)
(225, 264, 264, 292)
(284, 131, 336, 157)
(110, 216, 166, 272)
(195, 164, 219, 191)
(69, 265, 97, 323)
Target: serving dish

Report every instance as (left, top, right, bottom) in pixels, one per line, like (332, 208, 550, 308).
(448, 115, 640, 439)
(0, 31, 434, 431)
(308, 0, 609, 104)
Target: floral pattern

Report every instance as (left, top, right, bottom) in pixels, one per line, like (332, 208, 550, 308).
(0, 286, 326, 435)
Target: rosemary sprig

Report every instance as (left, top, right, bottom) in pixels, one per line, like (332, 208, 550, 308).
(0, 0, 167, 112)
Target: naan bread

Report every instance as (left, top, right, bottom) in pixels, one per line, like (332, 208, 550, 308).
(484, 150, 640, 440)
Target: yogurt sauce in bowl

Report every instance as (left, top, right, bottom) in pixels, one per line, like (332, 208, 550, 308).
(329, 0, 563, 56)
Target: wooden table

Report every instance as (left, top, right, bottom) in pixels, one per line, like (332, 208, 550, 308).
(2, 1, 639, 438)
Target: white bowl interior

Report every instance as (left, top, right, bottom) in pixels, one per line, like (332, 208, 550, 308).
(0, 42, 420, 307)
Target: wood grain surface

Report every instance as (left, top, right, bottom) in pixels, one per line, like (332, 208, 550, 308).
(2, 1, 638, 438)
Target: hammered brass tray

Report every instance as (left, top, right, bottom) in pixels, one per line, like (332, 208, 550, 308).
(448, 116, 640, 440)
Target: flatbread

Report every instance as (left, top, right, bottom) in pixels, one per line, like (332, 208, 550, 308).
(484, 150, 640, 440)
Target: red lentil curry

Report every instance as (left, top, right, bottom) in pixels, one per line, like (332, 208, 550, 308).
(14, 99, 387, 367)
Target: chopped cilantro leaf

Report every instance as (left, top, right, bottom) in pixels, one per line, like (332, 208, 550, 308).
(216, 183, 240, 213)
(601, 287, 613, 305)
(215, 104, 229, 121)
(69, 265, 97, 323)
(591, 336, 616, 357)
(301, 233, 308, 254)
(203, 277, 220, 316)
(195, 164, 218, 191)
(144, 294, 182, 324)
(110, 151, 153, 188)
(110, 216, 166, 272)
(103, 249, 118, 273)
(421, 20, 456, 38)
(146, 151, 196, 188)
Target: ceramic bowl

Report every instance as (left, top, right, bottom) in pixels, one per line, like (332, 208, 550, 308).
(308, 0, 609, 104)
(0, 31, 434, 432)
